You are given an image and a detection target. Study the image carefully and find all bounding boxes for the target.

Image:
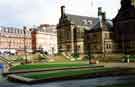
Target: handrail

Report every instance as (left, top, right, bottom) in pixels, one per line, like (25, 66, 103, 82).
(0, 56, 13, 65)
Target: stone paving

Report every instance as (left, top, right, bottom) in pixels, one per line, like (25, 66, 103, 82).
(0, 62, 135, 87)
(97, 63, 135, 68)
(0, 75, 135, 87)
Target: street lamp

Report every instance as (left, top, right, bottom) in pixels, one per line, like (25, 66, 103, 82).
(88, 44, 91, 64)
(23, 26, 27, 64)
(8, 40, 11, 54)
(104, 39, 106, 60)
(85, 31, 92, 64)
(87, 33, 91, 64)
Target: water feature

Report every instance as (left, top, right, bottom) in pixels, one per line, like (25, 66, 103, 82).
(0, 75, 135, 87)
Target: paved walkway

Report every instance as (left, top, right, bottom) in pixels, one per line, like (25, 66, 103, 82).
(97, 63, 135, 68)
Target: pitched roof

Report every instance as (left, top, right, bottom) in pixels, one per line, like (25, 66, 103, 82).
(89, 20, 113, 32)
(60, 13, 113, 32)
(66, 14, 98, 28)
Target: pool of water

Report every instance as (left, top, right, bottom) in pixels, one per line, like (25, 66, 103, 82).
(0, 75, 135, 87)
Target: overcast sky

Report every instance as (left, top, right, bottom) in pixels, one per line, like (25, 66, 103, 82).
(0, 0, 121, 27)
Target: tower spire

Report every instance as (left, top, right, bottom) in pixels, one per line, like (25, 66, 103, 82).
(61, 5, 65, 17)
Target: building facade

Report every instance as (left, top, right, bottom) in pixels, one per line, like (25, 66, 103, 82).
(57, 6, 98, 56)
(85, 0, 135, 60)
(57, 5, 127, 60)
(0, 26, 32, 55)
(113, 0, 135, 55)
(32, 24, 57, 55)
(85, 8, 121, 60)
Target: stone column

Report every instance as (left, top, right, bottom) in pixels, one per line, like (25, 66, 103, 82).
(101, 31, 105, 59)
(71, 25, 74, 54)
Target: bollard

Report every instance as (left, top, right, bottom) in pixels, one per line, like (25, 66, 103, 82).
(127, 58, 130, 63)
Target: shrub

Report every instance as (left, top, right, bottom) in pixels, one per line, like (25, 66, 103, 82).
(14, 56, 24, 62)
(83, 55, 89, 60)
(71, 53, 80, 58)
(129, 55, 135, 59)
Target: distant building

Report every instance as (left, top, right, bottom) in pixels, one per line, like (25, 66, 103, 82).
(31, 24, 57, 55)
(85, 0, 135, 60)
(57, 6, 98, 56)
(0, 26, 32, 55)
(0, 24, 57, 55)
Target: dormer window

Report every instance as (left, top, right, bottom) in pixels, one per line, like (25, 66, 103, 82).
(82, 20, 93, 25)
(87, 20, 93, 25)
(82, 20, 87, 25)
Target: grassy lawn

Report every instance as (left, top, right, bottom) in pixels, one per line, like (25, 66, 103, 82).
(22, 68, 112, 79)
(97, 82, 135, 87)
(11, 62, 91, 71)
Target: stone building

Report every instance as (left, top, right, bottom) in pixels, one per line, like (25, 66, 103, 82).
(86, 0, 135, 60)
(0, 26, 32, 55)
(57, 6, 98, 56)
(31, 24, 57, 55)
(113, 0, 135, 55)
(57, 0, 135, 61)
(85, 8, 120, 60)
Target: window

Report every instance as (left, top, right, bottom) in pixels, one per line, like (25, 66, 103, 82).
(110, 33, 113, 39)
(105, 33, 108, 39)
(5, 28, 8, 32)
(106, 44, 112, 49)
(82, 20, 93, 25)
(93, 34, 96, 38)
(109, 44, 112, 49)
(67, 30, 70, 40)
(17, 29, 20, 34)
(3, 27, 6, 32)
(82, 20, 87, 25)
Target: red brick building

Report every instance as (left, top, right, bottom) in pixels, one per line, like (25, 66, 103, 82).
(0, 26, 32, 55)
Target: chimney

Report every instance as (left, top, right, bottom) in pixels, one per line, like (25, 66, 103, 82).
(98, 7, 106, 21)
(98, 7, 106, 28)
(98, 7, 102, 16)
(102, 12, 106, 21)
(61, 6, 65, 16)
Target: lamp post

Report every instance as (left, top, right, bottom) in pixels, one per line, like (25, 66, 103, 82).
(85, 30, 91, 64)
(8, 40, 11, 54)
(88, 44, 91, 64)
(104, 39, 106, 60)
(23, 26, 27, 64)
